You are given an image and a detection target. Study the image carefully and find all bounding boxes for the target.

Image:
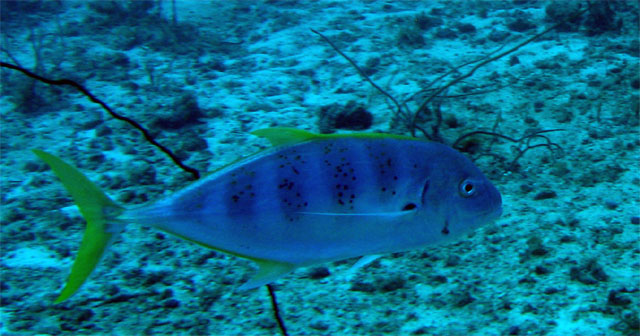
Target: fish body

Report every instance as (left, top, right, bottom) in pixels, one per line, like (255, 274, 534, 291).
(34, 128, 502, 302)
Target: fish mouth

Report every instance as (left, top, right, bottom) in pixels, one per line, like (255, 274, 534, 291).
(477, 205, 503, 222)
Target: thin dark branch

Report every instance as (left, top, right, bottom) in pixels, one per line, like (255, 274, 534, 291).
(310, 28, 404, 116)
(402, 41, 510, 104)
(267, 284, 289, 336)
(452, 129, 565, 148)
(0, 61, 200, 180)
(410, 6, 589, 133)
(453, 129, 565, 171)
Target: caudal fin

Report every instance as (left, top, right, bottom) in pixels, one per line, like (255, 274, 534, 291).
(33, 150, 124, 303)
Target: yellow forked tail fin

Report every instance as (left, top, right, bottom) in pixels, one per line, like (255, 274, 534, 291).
(32, 150, 124, 303)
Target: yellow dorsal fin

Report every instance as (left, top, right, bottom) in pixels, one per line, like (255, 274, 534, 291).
(250, 128, 317, 146)
(251, 127, 419, 147)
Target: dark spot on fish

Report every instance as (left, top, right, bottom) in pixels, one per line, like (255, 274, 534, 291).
(278, 179, 289, 189)
(441, 220, 450, 235)
(232, 195, 239, 203)
(393, 176, 398, 180)
(338, 200, 345, 205)
(381, 187, 387, 192)
(292, 166, 299, 175)
(402, 203, 416, 211)
(338, 192, 343, 197)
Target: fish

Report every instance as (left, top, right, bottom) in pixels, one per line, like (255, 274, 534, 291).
(33, 127, 502, 303)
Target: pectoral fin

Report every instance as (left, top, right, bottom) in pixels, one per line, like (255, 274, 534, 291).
(238, 259, 296, 291)
(351, 254, 382, 271)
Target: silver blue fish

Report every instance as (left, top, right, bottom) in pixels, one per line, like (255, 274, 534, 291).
(33, 128, 502, 302)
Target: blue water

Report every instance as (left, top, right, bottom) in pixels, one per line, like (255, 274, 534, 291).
(1, 1, 638, 335)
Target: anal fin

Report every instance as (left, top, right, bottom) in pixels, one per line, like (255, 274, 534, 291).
(238, 259, 296, 291)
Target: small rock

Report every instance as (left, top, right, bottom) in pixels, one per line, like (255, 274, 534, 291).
(570, 259, 609, 285)
(456, 23, 476, 34)
(379, 275, 406, 292)
(308, 266, 330, 279)
(414, 12, 442, 30)
(155, 93, 203, 129)
(350, 280, 376, 293)
(435, 28, 458, 39)
(533, 190, 557, 200)
(96, 125, 112, 137)
(257, 317, 276, 329)
(431, 275, 447, 284)
(309, 320, 330, 331)
(534, 265, 551, 275)
(163, 299, 180, 308)
(604, 200, 619, 210)
(23, 160, 47, 172)
(129, 162, 156, 185)
(488, 29, 510, 42)
(445, 255, 461, 267)
(608, 290, 631, 306)
(451, 290, 475, 307)
(506, 325, 520, 335)
(318, 101, 373, 133)
(507, 18, 536, 32)
(180, 133, 208, 152)
(544, 287, 560, 295)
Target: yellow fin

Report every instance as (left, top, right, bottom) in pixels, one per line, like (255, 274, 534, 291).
(238, 259, 296, 290)
(32, 150, 123, 303)
(251, 127, 419, 147)
(154, 226, 296, 290)
(250, 128, 318, 146)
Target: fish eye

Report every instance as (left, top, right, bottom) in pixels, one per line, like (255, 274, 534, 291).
(459, 179, 476, 198)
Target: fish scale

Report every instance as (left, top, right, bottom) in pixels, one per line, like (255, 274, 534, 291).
(32, 128, 502, 301)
